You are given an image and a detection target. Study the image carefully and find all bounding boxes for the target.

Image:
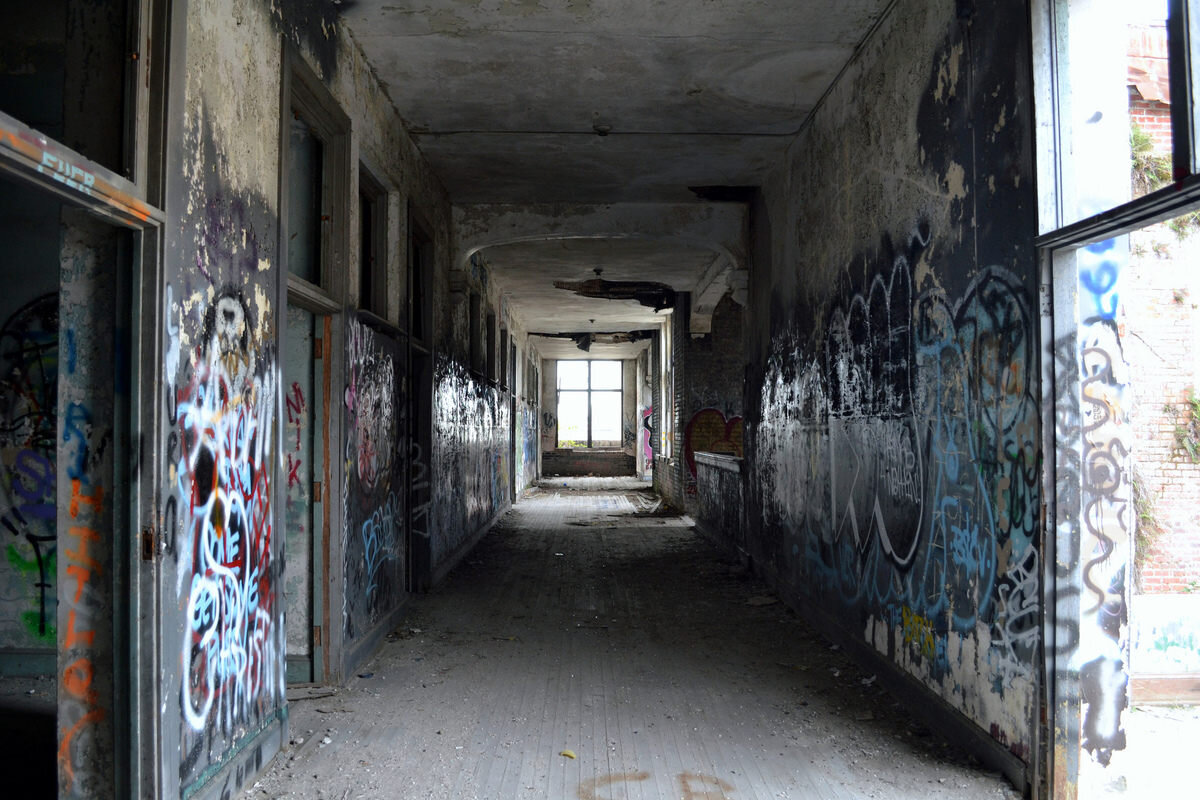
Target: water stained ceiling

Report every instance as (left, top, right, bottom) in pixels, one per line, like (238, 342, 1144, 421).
(340, 0, 892, 341)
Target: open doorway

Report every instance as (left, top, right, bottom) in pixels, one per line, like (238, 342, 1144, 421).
(0, 155, 143, 797)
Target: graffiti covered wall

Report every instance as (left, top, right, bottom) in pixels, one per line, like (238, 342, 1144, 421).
(515, 401, 538, 492)
(745, 0, 1039, 772)
(0, 171, 65, 660)
(431, 357, 510, 570)
(342, 315, 405, 644)
(164, 0, 289, 789)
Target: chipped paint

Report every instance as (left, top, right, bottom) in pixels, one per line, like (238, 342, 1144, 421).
(945, 161, 967, 201)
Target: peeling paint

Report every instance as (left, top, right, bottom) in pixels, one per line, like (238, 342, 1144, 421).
(945, 161, 967, 201)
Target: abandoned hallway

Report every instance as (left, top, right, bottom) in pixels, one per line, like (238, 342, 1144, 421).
(256, 480, 1019, 800)
(4, 0, 1194, 797)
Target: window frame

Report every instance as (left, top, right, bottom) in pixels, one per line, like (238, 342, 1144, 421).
(556, 359, 623, 449)
(356, 161, 390, 321)
(280, 48, 350, 309)
(1034, 0, 1200, 248)
(1032, 2, 1200, 796)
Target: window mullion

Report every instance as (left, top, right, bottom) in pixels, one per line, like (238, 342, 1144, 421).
(1169, 0, 1197, 178)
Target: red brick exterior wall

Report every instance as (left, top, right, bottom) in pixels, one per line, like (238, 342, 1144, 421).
(1129, 87, 1172, 154)
(1125, 244, 1200, 594)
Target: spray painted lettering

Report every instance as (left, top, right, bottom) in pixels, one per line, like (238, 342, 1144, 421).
(175, 287, 282, 736)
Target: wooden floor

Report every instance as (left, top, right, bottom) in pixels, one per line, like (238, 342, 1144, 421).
(257, 480, 1020, 799)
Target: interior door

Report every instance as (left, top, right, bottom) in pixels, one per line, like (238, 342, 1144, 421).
(283, 304, 326, 684)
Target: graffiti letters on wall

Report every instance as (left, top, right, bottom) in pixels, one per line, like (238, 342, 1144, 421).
(0, 294, 58, 646)
(342, 315, 405, 642)
(754, 225, 1039, 757)
(1073, 238, 1131, 766)
(171, 285, 283, 754)
(56, 225, 121, 797)
(516, 403, 538, 492)
(432, 358, 510, 567)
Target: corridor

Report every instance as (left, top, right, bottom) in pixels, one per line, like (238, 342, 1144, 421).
(255, 481, 1019, 799)
(3, 0, 1179, 796)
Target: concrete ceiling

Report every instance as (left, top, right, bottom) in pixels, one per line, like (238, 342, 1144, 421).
(341, 0, 891, 203)
(529, 334, 652, 360)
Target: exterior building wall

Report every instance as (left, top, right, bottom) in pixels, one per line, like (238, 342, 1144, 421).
(1125, 234, 1200, 594)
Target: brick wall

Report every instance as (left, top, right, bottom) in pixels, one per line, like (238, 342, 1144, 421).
(679, 293, 745, 507)
(1125, 233, 1200, 593)
(1129, 87, 1172, 154)
(542, 449, 635, 477)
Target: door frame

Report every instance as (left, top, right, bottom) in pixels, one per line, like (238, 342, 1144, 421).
(0, 107, 166, 798)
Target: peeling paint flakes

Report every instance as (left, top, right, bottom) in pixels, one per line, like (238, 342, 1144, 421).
(911, 242, 938, 292)
(933, 43, 964, 102)
(945, 161, 967, 201)
(993, 105, 1008, 133)
(253, 285, 272, 341)
(988, 175, 996, 194)
(258, 257, 271, 272)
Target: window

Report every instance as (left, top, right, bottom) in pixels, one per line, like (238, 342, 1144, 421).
(659, 315, 673, 458)
(283, 51, 349, 299)
(469, 291, 482, 374)
(409, 211, 433, 347)
(499, 327, 508, 389)
(287, 113, 323, 284)
(1033, 2, 1200, 794)
(557, 360, 622, 448)
(486, 310, 497, 382)
(358, 164, 387, 318)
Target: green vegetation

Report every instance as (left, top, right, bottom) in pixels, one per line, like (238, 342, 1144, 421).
(1171, 387, 1200, 462)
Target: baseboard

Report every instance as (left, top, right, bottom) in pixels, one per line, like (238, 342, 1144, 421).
(343, 597, 412, 680)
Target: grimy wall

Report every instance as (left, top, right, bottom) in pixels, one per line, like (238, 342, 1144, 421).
(745, 0, 1038, 782)
(155, 1, 524, 797)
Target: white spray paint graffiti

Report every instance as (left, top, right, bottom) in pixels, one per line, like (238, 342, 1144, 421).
(345, 319, 396, 491)
(174, 288, 282, 734)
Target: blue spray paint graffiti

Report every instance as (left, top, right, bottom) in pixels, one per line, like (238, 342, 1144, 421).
(756, 226, 1040, 692)
(342, 315, 405, 642)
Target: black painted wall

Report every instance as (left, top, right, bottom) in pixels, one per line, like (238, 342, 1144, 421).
(744, 0, 1039, 778)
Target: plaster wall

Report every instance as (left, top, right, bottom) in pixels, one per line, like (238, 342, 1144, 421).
(429, 250, 537, 573)
(745, 0, 1038, 776)
(159, 0, 467, 796)
(681, 293, 745, 509)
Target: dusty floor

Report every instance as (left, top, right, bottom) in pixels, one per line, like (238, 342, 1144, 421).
(254, 480, 1021, 799)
